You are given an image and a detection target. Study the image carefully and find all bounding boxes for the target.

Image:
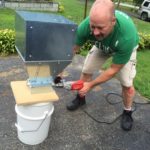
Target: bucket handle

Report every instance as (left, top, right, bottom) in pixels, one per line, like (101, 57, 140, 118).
(15, 107, 54, 133)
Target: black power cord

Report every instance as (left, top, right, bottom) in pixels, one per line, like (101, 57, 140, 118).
(82, 92, 150, 124)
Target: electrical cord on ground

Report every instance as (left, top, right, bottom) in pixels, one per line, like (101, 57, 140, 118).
(82, 92, 150, 124)
(82, 109, 122, 124)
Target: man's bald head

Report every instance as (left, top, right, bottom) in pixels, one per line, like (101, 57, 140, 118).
(89, 0, 116, 40)
(90, 0, 115, 22)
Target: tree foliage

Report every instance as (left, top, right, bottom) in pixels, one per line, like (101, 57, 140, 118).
(133, 0, 144, 6)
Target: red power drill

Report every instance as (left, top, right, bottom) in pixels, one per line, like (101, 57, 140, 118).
(53, 76, 84, 90)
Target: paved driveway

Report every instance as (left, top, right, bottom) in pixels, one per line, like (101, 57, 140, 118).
(0, 55, 150, 150)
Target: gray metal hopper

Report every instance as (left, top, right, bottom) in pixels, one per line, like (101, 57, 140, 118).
(15, 11, 77, 87)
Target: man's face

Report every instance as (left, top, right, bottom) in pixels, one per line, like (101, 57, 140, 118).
(90, 17, 115, 40)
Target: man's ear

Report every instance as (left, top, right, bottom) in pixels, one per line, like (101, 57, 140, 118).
(112, 17, 116, 26)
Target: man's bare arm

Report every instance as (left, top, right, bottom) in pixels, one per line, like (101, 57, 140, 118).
(90, 63, 124, 87)
(79, 63, 124, 96)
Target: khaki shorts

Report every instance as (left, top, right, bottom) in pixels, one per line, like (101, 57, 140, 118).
(82, 45, 138, 87)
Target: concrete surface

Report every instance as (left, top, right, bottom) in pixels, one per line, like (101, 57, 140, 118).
(0, 55, 150, 150)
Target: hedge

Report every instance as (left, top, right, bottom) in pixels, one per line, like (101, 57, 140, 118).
(80, 32, 150, 54)
(138, 32, 150, 50)
(0, 29, 16, 56)
(0, 29, 150, 56)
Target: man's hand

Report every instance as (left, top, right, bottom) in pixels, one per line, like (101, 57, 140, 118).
(73, 45, 81, 55)
(79, 82, 93, 96)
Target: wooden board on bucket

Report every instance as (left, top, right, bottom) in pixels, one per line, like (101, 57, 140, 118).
(11, 81, 59, 105)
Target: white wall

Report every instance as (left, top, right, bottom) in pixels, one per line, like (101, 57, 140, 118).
(4, 2, 58, 11)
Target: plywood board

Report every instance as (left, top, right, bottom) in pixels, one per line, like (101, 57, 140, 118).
(26, 65, 51, 77)
(11, 81, 59, 105)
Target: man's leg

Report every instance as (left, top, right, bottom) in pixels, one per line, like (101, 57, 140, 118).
(121, 85, 135, 131)
(66, 73, 92, 111)
(122, 86, 135, 109)
(117, 48, 137, 131)
(66, 45, 108, 111)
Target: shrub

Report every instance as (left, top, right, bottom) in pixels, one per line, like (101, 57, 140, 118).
(138, 32, 150, 50)
(58, 3, 65, 13)
(0, 29, 16, 56)
(79, 40, 93, 56)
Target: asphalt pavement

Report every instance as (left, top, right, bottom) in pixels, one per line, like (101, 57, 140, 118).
(0, 55, 150, 150)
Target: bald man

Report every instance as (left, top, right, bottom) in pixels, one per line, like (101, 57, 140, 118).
(66, 0, 139, 131)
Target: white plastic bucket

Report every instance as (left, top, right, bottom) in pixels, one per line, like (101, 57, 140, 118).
(15, 102, 54, 145)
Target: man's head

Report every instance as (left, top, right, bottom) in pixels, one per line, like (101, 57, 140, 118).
(89, 0, 116, 40)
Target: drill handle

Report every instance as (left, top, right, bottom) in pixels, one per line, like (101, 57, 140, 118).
(71, 80, 84, 90)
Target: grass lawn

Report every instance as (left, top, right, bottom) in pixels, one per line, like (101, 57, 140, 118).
(135, 50, 150, 99)
(0, 8, 15, 30)
(132, 18, 150, 34)
(0, 0, 93, 30)
(0, 1, 150, 99)
(56, 0, 92, 24)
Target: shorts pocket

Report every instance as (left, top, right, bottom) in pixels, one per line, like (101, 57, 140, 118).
(129, 60, 137, 79)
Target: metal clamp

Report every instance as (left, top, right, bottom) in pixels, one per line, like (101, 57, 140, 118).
(27, 76, 54, 88)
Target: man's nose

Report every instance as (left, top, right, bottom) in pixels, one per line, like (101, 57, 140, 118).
(93, 28, 101, 36)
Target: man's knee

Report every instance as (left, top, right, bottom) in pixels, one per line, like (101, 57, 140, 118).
(122, 86, 135, 96)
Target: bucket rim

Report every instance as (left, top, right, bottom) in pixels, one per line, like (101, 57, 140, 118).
(20, 102, 53, 107)
(31, 102, 53, 106)
(15, 104, 54, 120)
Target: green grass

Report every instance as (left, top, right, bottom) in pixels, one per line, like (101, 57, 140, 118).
(56, 0, 92, 24)
(57, 0, 85, 22)
(132, 18, 150, 34)
(0, 8, 15, 30)
(0, 0, 93, 30)
(135, 50, 150, 99)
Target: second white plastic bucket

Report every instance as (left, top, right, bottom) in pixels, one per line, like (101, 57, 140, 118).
(15, 102, 54, 145)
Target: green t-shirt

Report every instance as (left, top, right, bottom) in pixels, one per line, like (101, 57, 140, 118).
(75, 10, 139, 64)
